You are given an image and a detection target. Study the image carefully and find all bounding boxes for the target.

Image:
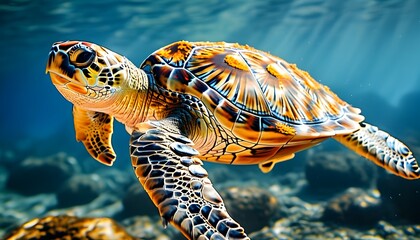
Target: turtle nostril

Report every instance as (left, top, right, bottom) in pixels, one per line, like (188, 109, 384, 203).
(50, 41, 65, 52)
(50, 45, 59, 53)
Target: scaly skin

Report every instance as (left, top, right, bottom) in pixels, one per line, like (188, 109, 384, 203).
(46, 41, 248, 239)
(131, 118, 248, 239)
(46, 40, 419, 240)
(336, 122, 419, 179)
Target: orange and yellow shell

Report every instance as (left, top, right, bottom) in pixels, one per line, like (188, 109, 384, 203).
(141, 41, 364, 147)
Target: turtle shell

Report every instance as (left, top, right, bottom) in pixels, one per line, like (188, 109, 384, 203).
(140, 41, 364, 145)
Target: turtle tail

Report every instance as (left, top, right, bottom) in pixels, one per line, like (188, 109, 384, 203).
(334, 122, 420, 180)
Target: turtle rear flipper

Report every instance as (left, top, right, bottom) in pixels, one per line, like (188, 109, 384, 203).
(130, 119, 249, 240)
(335, 122, 420, 180)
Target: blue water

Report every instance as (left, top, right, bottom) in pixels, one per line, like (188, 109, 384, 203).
(1, 0, 419, 159)
(1, 1, 420, 238)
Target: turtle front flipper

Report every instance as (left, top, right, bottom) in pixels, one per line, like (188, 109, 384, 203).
(73, 106, 116, 166)
(130, 120, 249, 240)
(335, 122, 420, 180)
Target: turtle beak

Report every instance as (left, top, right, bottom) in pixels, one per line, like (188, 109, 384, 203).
(46, 42, 65, 74)
(46, 41, 89, 95)
(46, 41, 79, 75)
(46, 46, 73, 85)
(45, 47, 55, 74)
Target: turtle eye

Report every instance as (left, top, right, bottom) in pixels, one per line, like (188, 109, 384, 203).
(70, 46, 95, 68)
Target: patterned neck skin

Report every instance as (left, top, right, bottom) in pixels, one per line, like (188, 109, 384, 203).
(105, 63, 151, 128)
(46, 41, 218, 155)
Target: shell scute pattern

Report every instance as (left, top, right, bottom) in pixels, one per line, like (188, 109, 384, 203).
(186, 47, 271, 116)
(46, 40, 420, 240)
(156, 40, 194, 66)
(142, 41, 363, 141)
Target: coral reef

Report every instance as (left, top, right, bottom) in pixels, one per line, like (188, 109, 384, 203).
(4, 215, 136, 240)
(1, 149, 419, 239)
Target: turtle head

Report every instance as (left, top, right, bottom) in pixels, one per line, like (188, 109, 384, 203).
(46, 41, 147, 111)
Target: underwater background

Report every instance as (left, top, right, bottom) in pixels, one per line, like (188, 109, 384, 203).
(1, 0, 419, 239)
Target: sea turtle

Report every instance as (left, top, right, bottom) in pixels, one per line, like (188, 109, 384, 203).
(46, 40, 419, 239)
